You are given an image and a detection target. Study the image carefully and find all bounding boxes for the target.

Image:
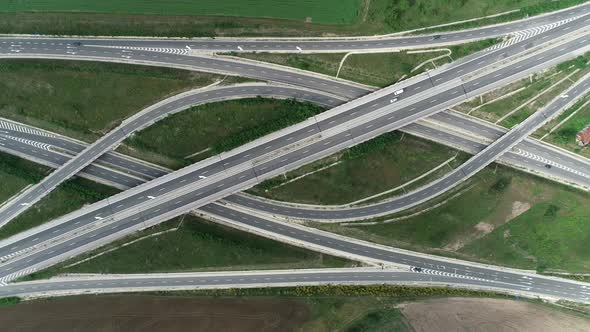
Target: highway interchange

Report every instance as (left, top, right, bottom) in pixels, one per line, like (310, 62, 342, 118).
(2, 10, 590, 224)
(0, 7, 590, 303)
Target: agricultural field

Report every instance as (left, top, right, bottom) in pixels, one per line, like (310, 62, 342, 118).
(1, 293, 587, 332)
(0, 1, 584, 37)
(0, 0, 361, 25)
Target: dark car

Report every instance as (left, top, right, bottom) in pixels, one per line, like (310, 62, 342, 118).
(545, 164, 552, 169)
(432, 35, 441, 40)
(411, 266, 423, 272)
(72, 41, 82, 47)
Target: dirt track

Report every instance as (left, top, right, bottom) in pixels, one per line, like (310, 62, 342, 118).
(0, 295, 310, 332)
(400, 297, 590, 332)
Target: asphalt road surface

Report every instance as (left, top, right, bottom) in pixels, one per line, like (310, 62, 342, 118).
(1, 269, 586, 301)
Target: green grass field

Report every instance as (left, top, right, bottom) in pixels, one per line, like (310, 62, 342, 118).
(120, 98, 326, 169)
(24, 214, 352, 279)
(0, 1, 584, 37)
(314, 165, 590, 273)
(0, 0, 361, 25)
(0, 152, 49, 204)
(0, 60, 221, 143)
(250, 132, 462, 205)
(236, 39, 498, 87)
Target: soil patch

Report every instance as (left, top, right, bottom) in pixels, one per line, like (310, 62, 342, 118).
(506, 201, 531, 222)
(399, 297, 590, 332)
(0, 295, 310, 332)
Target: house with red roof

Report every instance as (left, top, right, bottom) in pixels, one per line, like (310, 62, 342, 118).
(576, 125, 590, 146)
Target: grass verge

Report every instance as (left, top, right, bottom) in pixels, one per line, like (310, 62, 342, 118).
(312, 164, 590, 273)
(456, 55, 589, 125)
(0, 60, 222, 143)
(233, 39, 498, 87)
(119, 98, 326, 169)
(249, 131, 463, 205)
(0, 152, 50, 204)
(22, 214, 353, 280)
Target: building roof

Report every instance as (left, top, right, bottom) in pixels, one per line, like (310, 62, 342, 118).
(576, 126, 590, 145)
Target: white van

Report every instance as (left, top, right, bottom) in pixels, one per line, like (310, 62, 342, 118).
(394, 89, 404, 96)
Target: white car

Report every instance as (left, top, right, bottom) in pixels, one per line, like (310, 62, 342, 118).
(390, 98, 398, 103)
(394, 89, 404, 96)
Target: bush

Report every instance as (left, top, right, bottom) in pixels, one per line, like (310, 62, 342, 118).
(544, 204, 560, 217)
(489, 177, 512, 194)
(0, 297, 20, 307)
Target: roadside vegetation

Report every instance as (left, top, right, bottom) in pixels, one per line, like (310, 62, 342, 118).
(456, 54, 590, 126)
(543, 98, 590, 158)
(234, 39, 498, 87)
(23, 215, 353, 280)
(0, 60, 222, 143)
(0, 1, 584, 37)
(312, 164, 590, 273)
(250, 132, 465, 205)
(120, 98, 326, 169)
(0, 152, 49, 204)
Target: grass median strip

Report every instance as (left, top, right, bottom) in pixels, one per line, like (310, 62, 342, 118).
(233, 39, 498, 87)
(119, 98, 326, 169)
(0, 60, 223, 143)
(22, 215, 354, 280)
(249, 132, 462, 205)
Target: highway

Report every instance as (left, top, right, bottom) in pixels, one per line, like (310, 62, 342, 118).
(0, 84, 345, 226)
(2, 10, 590, 102)
(225, 75, 590, 221)
(1, 13, 589, 226)
(1, 87, 590, 217)
(0, 22, 585, 252)
(0, 30, 589, 288)
(1, 2, 589, 53)
(1, 268, 585, 301)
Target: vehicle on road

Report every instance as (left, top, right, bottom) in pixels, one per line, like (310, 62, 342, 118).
(394, 89, 404, 96)
(390, 98, 398, 103)
(545, 164, 552, 169)
(411, 266, 423, 272)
